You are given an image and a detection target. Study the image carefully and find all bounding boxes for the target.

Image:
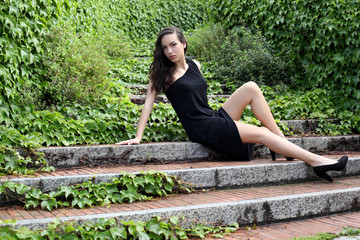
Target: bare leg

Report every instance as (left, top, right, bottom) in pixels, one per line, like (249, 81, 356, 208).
(221, 81, 338, 166)
(222, 81, 284, 137)
(234, 121, 337, 167)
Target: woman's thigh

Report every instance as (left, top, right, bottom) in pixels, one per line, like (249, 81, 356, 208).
(221, 81, 260, 120)
(233, 120, 271, 144)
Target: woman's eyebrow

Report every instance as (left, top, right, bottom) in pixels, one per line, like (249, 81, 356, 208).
(162, 41, 177, 47)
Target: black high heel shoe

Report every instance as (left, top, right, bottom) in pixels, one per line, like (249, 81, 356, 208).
(312, 156, 348, 183)
(270, 150, 294, 161)
(270, 150, 276, 161)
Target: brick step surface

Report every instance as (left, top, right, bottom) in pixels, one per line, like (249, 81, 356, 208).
(1, 176, 359, 230)
(29, 135, 360, 168)
(210, 211, 360, 240)
(1, 154, 360, 193)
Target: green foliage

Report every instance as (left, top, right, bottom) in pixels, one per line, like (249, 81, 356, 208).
(0, 0, 207, 149)
(111, 58, 151, 84)
(290, 226, 360, 240)
(187, 24, 294, 87)
(210, 0, 360, 110)
(291, 233, 337, 240)
(0, 217, 239, 239)
(262, 86, 360, 135)
(0, 146, 54, 176)
(1, 0, 358, 155)
(0, 0, 59, 102)
(0, 171, 193, 211)
(341, 226, 360, 237)
(59, 0, 207, 41)
(147, 103, 187, 142)
(38, 26, 111, 106)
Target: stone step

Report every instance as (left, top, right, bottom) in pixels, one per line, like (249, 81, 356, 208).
(27, 135, 360, 169)
(2, 176, 359, 230)
(2, 155, 359, 193)
(283, 119, 340, 134)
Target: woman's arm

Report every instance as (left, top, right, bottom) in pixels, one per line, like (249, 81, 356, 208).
(116, 82, 157, 145)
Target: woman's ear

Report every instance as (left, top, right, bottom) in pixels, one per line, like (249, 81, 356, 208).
(183, 42, 187, 49)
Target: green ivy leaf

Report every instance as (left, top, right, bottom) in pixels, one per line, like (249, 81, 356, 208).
(80, 197, 93, 208)
(110, 226, 127, 239)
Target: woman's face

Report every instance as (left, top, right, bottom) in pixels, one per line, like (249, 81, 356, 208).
(161, 33, 186, 63)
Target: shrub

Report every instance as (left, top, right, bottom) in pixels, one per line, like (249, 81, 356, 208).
(38, 26, 111, 107)
(187, 24, 294, 87)
(210, 0, 360, 110)
(100, 32, 132, 59)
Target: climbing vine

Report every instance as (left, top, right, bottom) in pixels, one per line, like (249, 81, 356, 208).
(0, 217, 239, 239)
(0, 145, 54, 176)
(0, 171, 193, 211)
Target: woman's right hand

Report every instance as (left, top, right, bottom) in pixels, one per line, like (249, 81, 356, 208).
(115, 138, 141, 145)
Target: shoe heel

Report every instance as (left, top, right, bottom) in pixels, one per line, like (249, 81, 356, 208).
(286, 157, 294, 161)
(313, 168, 334, 182)
(312, 156, 348, 183)
(270, 150, 276, 161)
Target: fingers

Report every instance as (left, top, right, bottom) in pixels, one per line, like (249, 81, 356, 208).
(115, 139, 139, 145)
(115, 141, 131, 145)
(115, 140, 130, 145)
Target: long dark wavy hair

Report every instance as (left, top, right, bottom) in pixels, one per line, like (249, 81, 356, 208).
(149, 26, 188, 93)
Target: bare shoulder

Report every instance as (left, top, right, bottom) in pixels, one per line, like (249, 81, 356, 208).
(192, 59, 201, 71)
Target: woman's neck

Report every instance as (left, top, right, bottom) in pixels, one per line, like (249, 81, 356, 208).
(175, 58, 187, 70)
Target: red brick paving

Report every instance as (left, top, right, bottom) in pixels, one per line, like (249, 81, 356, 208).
(1, 153, 359, 181)
(217, 211, 360, 240)
(1, 153, 360, 239)
(1, 176, 359, 222)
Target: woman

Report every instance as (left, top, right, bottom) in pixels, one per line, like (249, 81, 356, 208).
(116, 26, 348, 183)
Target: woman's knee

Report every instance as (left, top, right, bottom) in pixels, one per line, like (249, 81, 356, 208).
(242, 81, 261, 94)
(253, 126, 273, 143)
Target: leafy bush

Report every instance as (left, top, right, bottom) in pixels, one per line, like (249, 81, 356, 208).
(187, 24, 294, 87)
(101, 32, 132, 59)
(210, 0, 360, 110)
(36, 27, 111, 106)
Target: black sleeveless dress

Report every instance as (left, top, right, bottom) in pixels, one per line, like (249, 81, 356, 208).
(165, 59, 253, 160)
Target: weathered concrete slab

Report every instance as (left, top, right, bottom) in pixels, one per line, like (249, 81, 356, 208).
(38, 142, 213, 168)
(33, 135, 360, 169)
(3, 157, 359, 193)
(254, 135, 360, 158)
(10, 187, 360, 230)
(282, 119, 340, 134)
